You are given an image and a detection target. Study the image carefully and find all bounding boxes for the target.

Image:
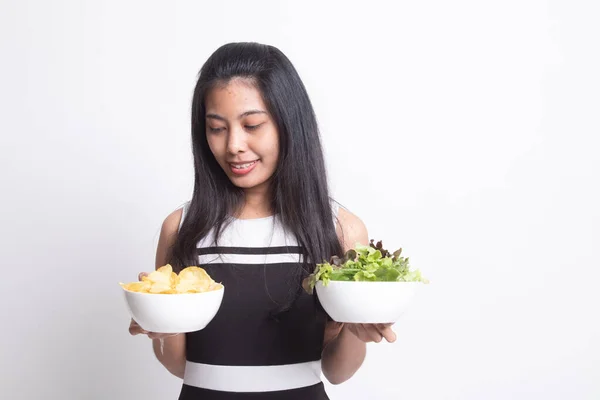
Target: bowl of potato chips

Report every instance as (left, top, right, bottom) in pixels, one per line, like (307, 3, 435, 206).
(120, 265, 224, 333)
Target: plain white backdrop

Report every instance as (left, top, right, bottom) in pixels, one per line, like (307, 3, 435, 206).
(1, 0, 599, 399)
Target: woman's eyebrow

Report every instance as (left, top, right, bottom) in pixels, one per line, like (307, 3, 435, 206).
(206, 113, 226, 121)
(239, 110, 267, 118)
(206, 110, 267, 121)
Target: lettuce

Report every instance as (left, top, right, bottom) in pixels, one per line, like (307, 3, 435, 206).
(305, 240, 428, 293)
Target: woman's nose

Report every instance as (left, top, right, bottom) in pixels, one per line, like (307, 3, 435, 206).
(226, 126, 248, 154)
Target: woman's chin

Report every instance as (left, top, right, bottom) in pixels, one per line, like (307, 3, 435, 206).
(229, 177, 271, 192)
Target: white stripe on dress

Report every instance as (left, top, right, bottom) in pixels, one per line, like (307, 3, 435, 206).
(183, 361, 323, 392)
(198, 252, 304, 265)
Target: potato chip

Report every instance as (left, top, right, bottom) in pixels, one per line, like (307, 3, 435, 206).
(144, 265, 172, 284)
(120, 281, 151, 292)
(120, 264, 223, 294)
(178, 266, 210, 281)
(177, 266, 213, 292)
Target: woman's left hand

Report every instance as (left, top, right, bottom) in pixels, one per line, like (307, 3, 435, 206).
(344, 323, 397, 343)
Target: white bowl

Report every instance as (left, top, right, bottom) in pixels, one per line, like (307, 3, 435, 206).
(122, 287, 224, 333)
(316, 281, 421, 323)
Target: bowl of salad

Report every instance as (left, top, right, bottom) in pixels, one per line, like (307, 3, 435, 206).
(305, 240, 428, 324)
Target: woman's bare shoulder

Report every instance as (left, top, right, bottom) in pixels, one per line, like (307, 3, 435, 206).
(155, 207, 184, 269)
(335, 206, 369, 252)
(162, 207, 184, 235)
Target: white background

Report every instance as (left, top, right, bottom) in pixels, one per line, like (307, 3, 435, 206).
(1, 1, 599, 399)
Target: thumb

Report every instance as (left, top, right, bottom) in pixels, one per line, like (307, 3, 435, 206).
(377, 324, 397, 343)
(129, 320, 148, 336)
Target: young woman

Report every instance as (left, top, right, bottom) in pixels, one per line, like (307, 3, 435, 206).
(128, 42, 396, 399)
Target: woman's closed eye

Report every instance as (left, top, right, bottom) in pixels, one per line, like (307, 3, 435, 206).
(208, 126, 225, 133)
(245, 123, 264, 132)
(208, 122, 265, 133)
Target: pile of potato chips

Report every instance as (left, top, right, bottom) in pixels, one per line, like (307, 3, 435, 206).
(120, 264, 223, 294)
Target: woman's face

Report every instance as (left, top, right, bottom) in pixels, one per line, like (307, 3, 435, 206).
(204, 79, 279, 193)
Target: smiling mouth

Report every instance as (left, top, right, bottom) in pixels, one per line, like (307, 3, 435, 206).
(230, 160, 257, 169)
(229, 160, 259, 175)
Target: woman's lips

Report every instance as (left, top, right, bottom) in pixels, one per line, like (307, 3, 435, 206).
(229, 160, 259, 175)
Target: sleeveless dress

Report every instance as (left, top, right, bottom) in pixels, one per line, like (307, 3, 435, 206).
(176, 201, 338, 400)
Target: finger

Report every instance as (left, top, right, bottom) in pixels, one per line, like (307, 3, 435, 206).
(362, 324, 383, 343)
(138, 272, 148, 281)
(377, 324, 397, 343)
(347, 324, 367, 342)
(129, 324, 147, 336)
(351, 324, 366, 342)
(129, 319, 149, 336)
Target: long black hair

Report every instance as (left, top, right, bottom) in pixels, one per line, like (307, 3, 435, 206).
(169, 42, 343, 310)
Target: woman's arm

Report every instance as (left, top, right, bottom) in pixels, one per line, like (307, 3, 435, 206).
(151, 209, 187, 379)
(322, 321, 367, 384)
(321, 207, 369, 384)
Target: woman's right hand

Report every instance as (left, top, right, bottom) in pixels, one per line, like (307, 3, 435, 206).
(127, 272, 181, 340)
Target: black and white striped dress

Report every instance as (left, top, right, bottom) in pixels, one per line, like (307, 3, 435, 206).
(177, 201, 337, 399)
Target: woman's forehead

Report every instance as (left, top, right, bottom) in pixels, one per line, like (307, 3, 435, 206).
(205, 79, 267, 116)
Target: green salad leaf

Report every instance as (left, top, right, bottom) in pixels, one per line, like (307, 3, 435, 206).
(305, 239, 428, 294)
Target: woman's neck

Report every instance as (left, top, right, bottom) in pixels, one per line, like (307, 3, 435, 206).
(237, 184, 274, 219)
